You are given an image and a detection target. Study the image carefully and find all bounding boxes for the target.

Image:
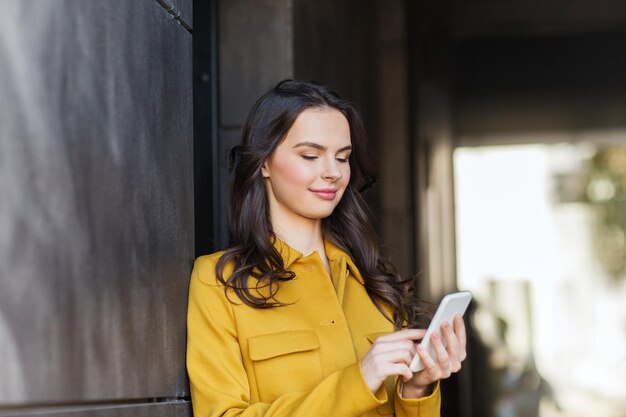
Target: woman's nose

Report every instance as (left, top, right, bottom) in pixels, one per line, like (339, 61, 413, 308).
(322, 158, 342, 181)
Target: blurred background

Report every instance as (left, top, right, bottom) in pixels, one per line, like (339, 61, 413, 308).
(2, 1, 626, 416)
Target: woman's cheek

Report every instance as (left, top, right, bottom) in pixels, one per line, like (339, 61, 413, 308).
(273, 158, 312, 186)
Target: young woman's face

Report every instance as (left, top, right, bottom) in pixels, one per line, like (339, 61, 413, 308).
(262, 107, 352, 226)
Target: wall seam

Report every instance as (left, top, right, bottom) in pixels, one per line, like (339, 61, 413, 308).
(153, 0, 192, 32)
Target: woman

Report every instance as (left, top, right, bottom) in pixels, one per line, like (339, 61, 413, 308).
(187, 80, 467, 417)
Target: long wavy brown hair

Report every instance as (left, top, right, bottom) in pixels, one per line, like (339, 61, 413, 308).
(216, 80, 420, 329)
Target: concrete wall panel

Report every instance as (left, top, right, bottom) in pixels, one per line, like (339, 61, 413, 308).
(218, 0, 293, 127)
(0, 0, 192, 405)
(0, 402, 191, 417)
(157, 0, 193, 29)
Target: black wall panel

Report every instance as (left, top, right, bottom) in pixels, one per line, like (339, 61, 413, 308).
(0, 0, 192, 409)
(157, 0, 193, 29)
(0, 402, 190, 417)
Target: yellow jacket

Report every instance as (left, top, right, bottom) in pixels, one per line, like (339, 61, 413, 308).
(187, 238, 441, 417)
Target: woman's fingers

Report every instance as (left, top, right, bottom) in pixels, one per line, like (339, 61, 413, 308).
(430, 332, 452, 377)
(361, 330, 424, 393)
(377, 328, 426, 342)
(378, 348, 415, 366)
(415, 343, 436, 370)
(440, 321, 461, 372)
(406, 316, 469, 391)
(366, 349, 415, 383)
(370, 338, 416, 356)
(453, 314, 467, 361)
(392, 363, 414, 382)
(362, 320, 469, 396)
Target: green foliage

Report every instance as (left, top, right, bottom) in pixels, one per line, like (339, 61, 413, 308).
(586, 147, 626, 283)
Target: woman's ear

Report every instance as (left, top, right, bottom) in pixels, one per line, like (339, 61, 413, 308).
(261, 161, 270, 178)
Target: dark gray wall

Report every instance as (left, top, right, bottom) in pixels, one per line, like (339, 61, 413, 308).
(212, 0, 294, 248)
(157, 0, 193, 29)
(0, 0, 193, 415)
(0, 403, 190, 417)
(454, 32, 626, 140)
(293, 0, 376, 120)
(372, 0, 415, 281)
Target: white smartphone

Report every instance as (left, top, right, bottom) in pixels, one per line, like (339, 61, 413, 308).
(409, 290, 472, 372)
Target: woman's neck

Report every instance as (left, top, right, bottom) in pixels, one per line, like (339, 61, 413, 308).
(271, 217, 325, 257)
(271, 215, 333, 278)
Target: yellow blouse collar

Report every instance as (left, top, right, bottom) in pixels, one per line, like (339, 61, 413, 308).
(271, 236, 365, 285)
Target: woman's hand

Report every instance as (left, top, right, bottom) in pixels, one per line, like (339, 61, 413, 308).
(360, 329, 423, 394)
(401, 315, 467, 398)
(359, 315, 467, 398)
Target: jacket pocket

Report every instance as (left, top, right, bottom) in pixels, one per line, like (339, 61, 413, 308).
(248, 330, 322, 402)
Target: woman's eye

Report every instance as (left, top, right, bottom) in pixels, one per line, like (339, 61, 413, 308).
(336, 156, 350, 163)
(301, 155, 318, 161)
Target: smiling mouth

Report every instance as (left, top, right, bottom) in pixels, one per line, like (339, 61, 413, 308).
(310, 189, 337, 200)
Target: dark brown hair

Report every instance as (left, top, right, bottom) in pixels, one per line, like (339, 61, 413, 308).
(216, 80, 419, 329)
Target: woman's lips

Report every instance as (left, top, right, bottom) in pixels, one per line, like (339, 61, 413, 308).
(310, 189, 337, 200)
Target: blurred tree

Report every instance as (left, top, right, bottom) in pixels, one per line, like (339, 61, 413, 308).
(586, 146, 626, 283)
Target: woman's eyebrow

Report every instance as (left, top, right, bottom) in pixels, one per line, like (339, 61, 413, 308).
(293, 141, 325, 150)
(293, 142, 352, 152)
